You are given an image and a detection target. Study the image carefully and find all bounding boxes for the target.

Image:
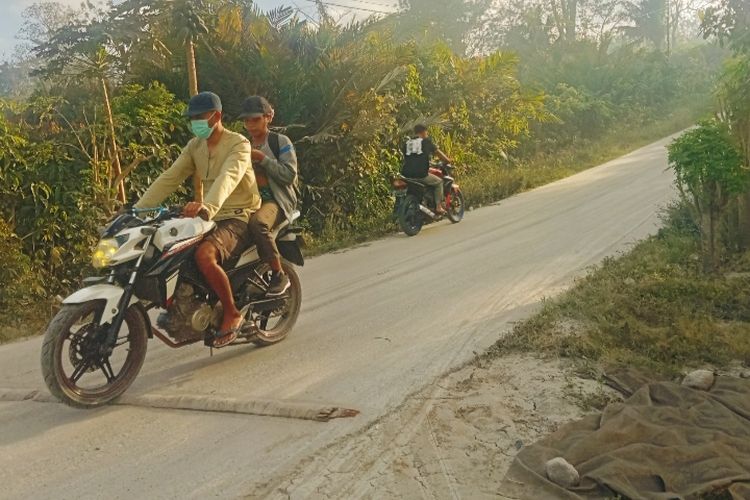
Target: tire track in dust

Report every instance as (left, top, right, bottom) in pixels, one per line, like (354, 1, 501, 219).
(253, 315, 506, 499)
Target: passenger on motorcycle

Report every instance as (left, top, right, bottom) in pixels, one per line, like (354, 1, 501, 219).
(401, 124, 453, 215)
(239, 96, 299, 297)
(134, 91, 261, 348)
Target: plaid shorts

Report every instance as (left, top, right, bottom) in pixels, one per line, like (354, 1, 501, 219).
(203, 218, 252, 263)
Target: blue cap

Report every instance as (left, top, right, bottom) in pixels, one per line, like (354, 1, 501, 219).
(185, 91, 222, 117)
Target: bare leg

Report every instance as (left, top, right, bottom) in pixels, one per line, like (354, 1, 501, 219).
(195, 241, 243, 333)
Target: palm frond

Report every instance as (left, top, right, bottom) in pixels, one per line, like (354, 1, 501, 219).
(266, 5, 295, 30)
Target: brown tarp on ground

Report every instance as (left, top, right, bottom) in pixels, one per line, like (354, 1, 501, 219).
(501, 373, 750, 499)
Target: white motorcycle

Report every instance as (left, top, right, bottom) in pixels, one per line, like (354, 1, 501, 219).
(41, 206, 303, 408)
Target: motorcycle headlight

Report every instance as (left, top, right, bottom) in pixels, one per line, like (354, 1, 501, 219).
(92, 239, 119, 269)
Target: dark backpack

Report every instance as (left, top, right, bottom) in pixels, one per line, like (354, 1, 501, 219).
(267, 131, 301, 199)
(268, 131, 281, 160)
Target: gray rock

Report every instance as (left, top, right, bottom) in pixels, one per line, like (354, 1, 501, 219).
(624, 277, 636, 286)
(682, 369, 715, 390)
(545, 457, 580, 488)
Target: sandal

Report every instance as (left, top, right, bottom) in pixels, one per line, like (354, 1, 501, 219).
(211, 318, 244, 348)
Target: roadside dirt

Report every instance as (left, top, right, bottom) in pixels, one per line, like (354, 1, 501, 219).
(256, 354, 617, 499)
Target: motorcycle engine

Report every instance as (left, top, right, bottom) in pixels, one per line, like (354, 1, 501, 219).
(162, 283, 219, 342)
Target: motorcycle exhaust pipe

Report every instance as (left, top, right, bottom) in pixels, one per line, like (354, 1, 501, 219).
(419, 205, 436, 218)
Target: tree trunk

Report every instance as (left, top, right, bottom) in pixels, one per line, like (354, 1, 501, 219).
(710, 205, 721, 273)
(666, 0, 671, 56)
(670, 0, 682, 50)
(737, 192, 750, 250)
(185, 36, 203, 202)
(566, 0, 577, 45)
(550, 0, 578, 46)
(101, 78, 126, 205)
(700, 212, 717, 274)
(550, 1, 565, 45)
(186, 37, 199, 97)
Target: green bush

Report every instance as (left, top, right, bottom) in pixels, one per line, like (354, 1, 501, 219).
(668, 120, 747, 272)
(0, 216, 44, 324)
(0, 0, 723, 340)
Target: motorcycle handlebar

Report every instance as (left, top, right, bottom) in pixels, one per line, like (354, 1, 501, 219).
(430, 160, 453, 167)
(430, 161, 469, 173)
(130, 205, 182, 222)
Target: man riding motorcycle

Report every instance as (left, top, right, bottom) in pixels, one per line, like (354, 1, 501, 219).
(401, 124, 453, 215)
(133, 91, 261, 348)
(239, 95, 299, 297)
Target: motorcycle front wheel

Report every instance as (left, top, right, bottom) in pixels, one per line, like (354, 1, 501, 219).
(41, 301, 148, 408)
(398, 195, 424, 236)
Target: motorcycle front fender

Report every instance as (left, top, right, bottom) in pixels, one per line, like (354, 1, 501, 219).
(63, 284, 140, 325)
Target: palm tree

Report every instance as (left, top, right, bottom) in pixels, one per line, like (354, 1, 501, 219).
(622, 0, 667, 51)
(113, 0, 210, 97)
(385, 0, 488, 56)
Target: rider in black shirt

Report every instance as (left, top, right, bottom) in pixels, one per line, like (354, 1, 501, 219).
(401, 124, 453, 214)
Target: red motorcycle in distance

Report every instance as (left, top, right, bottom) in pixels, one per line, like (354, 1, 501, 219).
(392, 161, 466, 236)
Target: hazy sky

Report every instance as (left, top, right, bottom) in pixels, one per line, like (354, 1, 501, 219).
(0, 0, 399, 60)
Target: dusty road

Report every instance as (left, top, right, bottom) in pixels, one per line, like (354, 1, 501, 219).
(0, 136, 675, 499)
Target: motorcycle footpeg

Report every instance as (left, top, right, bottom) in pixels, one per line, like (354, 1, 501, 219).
(203, 330, 216, 347)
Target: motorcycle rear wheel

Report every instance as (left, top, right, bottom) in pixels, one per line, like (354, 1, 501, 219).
(398, 195, 423, 236)
(251, 261, 302, 346)
(447, 190, 465, 223)
(41, 301, 148, 409)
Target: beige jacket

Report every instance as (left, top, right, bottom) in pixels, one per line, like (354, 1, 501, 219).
(135, 129, 261, 222)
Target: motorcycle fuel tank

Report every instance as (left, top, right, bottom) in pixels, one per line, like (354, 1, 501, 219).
(153, 217, 216, 251)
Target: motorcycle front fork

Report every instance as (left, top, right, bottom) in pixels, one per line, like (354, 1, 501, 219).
(103, 233, 154, 352)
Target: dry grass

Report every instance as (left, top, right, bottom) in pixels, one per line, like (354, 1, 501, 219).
(492, 204, 750, 377)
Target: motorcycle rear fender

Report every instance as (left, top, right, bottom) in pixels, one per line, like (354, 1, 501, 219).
(63, 284, 140, 326)
(277, 231, 305, 267)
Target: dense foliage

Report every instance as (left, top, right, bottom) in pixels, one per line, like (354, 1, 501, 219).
(0, 0, 722, 330)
